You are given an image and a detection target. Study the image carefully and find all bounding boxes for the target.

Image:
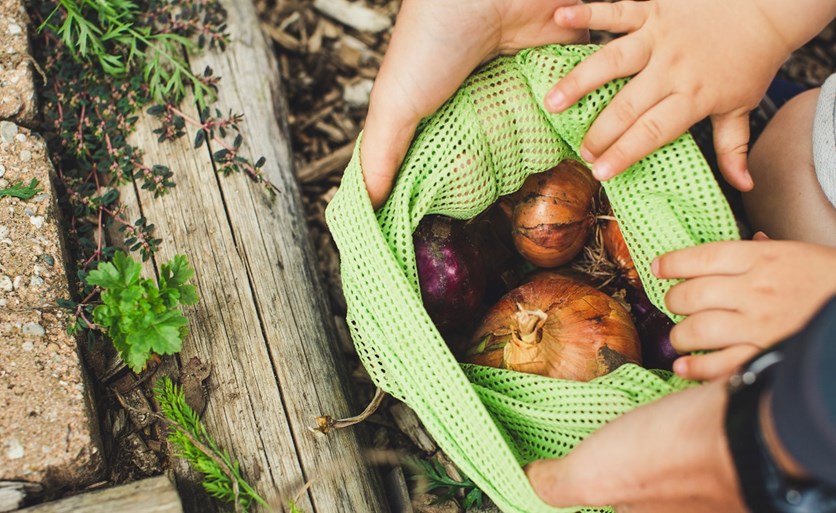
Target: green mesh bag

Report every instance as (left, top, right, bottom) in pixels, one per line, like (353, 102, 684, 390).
(326, 45, 740, 513)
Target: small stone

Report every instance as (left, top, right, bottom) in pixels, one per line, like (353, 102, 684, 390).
(12, 276, 21, 289)
(20, 149, 32, 162)
(46, 343, 59, 353)
(29, 276, 44, 288)
(0, 179, 8, 188)
(0, 121, 17, 143)
(0, 298, 7, 307)
(22, 341, 33, 351)
(0, 164, 5, 177)
(0, 276, 12, 292)
(40, 254, 54, 266)
(30, 216, 44, 228)
(24, 207, 33, 216)
(5, 438, 24, 460)
(14, 133, 26, 143)
(7, 23, 22, 35)
(0, 225, 7, 239)
(33, 193, 49, 202)
(343, 79, 374, 109)
(22, 322, 45, 337)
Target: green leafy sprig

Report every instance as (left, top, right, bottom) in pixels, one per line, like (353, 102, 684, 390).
(83, 251, 198, 371)
(408, 458, 485, 510)
(0, 179, 42, 200)
(41, 0, 222, 107)
(154, 377, 268, 512)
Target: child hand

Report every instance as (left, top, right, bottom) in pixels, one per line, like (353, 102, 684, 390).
(547, 0, 834, 189)
(653, 239, 836, 381)
(361, 0, 586, 208)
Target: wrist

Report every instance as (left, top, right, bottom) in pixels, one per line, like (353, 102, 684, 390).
(752, 0, 836, 53)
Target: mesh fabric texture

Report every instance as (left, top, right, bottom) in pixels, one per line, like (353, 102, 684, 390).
(326, 45, 740, 513)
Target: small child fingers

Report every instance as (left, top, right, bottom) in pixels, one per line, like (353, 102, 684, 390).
(673, 345, 761, 381)
(669, 310, 751, 353)
(554, 2, 651, 33)
(545, 37, 651, 113)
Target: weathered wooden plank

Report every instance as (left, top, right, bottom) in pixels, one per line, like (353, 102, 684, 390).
(120, 92, 311, 512)
(15, 476, 182, 513)
(187, 1, 389, 511)
(114, 1, 390, 511)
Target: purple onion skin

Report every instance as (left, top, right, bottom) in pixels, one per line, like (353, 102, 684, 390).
(629, 289, 679, 371)
(414, 216, 487, 332)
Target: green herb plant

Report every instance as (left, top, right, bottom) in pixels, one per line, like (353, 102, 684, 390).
(73, 251, 199, 372)
(0, 179, 42, 201)
(154, 377, 269, 512)
(408, 457, 485, 510)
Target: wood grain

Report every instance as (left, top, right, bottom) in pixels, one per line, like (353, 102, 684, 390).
(114, 0, 389, 511)
(15, 476, 181, 513)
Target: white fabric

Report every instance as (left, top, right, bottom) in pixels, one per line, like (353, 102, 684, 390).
(813, 74, 836, 207)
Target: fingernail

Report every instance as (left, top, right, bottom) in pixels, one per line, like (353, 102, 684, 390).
(556, 6, 577, 23)
(592, 161, 612, 181)
(651, 257, 660, 277)
(580, 146, 596, 163)
(546, 90, 567, 112)
(742, 169, 754, 189)
(673, 359, 687, 376)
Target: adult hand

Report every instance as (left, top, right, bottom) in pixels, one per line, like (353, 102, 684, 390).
(654, 238, 836, 381)
(361, 0, 586, 208)
(527, 380, 747, 513)
(547, 0, 836, 189)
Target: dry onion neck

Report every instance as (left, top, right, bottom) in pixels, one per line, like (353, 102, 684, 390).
(512, 304, 547, 346)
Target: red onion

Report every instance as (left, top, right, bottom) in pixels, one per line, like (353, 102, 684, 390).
(414, 215, 487, 332)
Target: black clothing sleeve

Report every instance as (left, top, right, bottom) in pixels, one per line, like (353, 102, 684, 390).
(771, 296, 836, 486)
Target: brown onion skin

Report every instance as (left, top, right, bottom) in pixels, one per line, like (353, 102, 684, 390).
(601, 215, 642, 290)
(509, 160, 599, 268)
(465, 273, 641, 381)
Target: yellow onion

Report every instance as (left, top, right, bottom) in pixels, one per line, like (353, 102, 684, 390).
(601, 214, 642, 290)
(464, 273, 641, 381)
(507, 160, 599, 268)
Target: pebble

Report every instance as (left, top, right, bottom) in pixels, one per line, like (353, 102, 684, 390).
(46, 343, 58, 353)
(0, 179, 7, 188)
(22, 322, 45, 337)
(40, 254, 54, 266)
(12, 276, 21, 290)
(22, 341, 33, 351)
(0, 225, 7, 239)
(19, 149, 31, 162)
(0, 276, 12, 292)
(0, 299, 6, 307)
(33, 193, 49, 202)
(14, 133, 26, 143)
(343, 79, 374, 109)
(0, 121, 17, 144)
(30, 216, 44, 229)
(29, 276, 43, 288)
(0, 164, 5, 177)
(5, 438, 24, 460)
(7, 23, 21, 36)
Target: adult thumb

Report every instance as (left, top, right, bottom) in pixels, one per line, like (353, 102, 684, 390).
(525, 456, 594, 508)
(360, 76, 420, 209)
(711, 112, 754, 192)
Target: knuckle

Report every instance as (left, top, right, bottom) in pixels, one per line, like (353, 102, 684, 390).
(605, 45, 625, 70)
(612, 97, 637, 125)
(639, 116, 666, 144)
(611, 1, 625, 23)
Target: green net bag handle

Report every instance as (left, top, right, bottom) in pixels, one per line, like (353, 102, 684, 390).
(327, 45, 739, 513)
